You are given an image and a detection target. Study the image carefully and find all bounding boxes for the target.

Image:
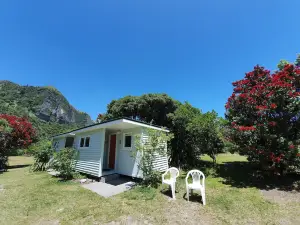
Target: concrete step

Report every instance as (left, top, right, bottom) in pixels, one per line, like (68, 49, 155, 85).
(100, 173, 120, 183)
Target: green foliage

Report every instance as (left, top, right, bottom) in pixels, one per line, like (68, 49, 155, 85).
(0, 119, 12, 170)
(296, 54, 300, 67)
(51, 148, 79, 180)
(187, 111, 224, 164)
(134, 128, 173, 187)
(0, 118, 12, 133)
(31, 140, 54, 171)
(105, 93, 179, 127)
(168, 103, 224, 167)
(277, 59, 290, 70)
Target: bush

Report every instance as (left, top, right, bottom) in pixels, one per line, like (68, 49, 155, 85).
(134, 128, 173, 187)
(51, 148, 79, 180)
(226, 64, 300, 174)
(0, 115, 36, 171)
(31, 140, 54, 171)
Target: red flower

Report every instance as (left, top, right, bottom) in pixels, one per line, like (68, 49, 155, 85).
(270, 103, 277, 109)
(237, 126, 256, 131)
(289, 144, 295, 149)
(296, 153, 300, 157)
(256, 105, 268, 110)
(268, 121, 276, 127)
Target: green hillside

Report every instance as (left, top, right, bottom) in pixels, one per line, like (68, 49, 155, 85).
(0, 81, 93, 138)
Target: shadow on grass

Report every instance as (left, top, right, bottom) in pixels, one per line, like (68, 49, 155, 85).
(7, 164, 31, 169)
(161, 188, 173, 198)
(195, 160, 300, 192)
(0, 164, 31, 173)
(183, 192, 204, 204)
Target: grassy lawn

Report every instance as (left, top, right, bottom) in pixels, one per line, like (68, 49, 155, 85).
(0, 155, 300, 224)
(201, 153, 248, 163)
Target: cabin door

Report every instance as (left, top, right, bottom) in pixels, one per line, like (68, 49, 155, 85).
(108, 134, 117, 169)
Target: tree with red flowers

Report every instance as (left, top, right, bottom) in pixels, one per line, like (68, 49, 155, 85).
(226, 64, 300, 174)
(0, 114, 36, 170)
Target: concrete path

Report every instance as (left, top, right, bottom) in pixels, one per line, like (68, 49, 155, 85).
(82, 179, 135, 198)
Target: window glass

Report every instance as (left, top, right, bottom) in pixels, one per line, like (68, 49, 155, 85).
(124, 135, 132, 148)
(85, 137, 90, 147)
(65, 137, 74, 148)
(80, 138, 84, 147)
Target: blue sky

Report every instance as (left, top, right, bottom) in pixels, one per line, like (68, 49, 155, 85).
(0, 1, 299, 120)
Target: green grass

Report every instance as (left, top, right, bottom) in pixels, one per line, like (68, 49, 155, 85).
(201, 153, 248, 163)
(0, 155, 299, 224)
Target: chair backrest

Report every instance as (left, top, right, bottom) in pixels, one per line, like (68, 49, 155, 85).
(167, 167, 180, 180)
(186, 170, 205, 186)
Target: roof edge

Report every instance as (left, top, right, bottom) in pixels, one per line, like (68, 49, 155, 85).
(52, 117, 169, 138)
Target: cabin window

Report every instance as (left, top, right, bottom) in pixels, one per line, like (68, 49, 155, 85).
(123, 133, 132, 149)
(65, 137, 74, 148)
(80, 137, 91, 148)
(85, 137, 90, 147)
(80, 138, 85, 147)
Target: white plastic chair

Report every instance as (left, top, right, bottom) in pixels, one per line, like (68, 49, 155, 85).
(162, 167, 180, 199)
(185, 170, 206, 205)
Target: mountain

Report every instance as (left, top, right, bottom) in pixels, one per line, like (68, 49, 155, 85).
(0, 80, 93, 138)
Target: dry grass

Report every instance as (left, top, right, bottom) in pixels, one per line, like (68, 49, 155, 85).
(0, 155, 299, 224)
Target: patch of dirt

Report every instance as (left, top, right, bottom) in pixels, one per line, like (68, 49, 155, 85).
(38, 220, 60, 225)
(260, 189, 300, 204)
(103, 216, 153, 225)
(162, 194, 219, 225)
(279, 217, 300, 225)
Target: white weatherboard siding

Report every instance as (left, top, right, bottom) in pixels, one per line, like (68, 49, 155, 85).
(142, 128, 169, 172)
(74, 129, 105, 177)
(53, 129, 105, 177)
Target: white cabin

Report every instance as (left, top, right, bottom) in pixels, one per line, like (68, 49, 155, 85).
(52, 118, 169, 178)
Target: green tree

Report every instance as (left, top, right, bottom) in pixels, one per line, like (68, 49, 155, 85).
(105, 93, 179, 127)
(167, 102, 202, 167)
(187, 111, 224, 164)
(226, 64, 300, 174)
(296, 54, 300, 67)
(0, 119, 13, 170)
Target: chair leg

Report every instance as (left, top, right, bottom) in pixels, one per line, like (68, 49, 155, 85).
(186, 187, 189, 201)
(171, 183, 176, 199)
(201, 190, 206, 205)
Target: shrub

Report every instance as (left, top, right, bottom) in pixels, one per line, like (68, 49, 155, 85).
(226, 64, 300, 174)
(31, 140, 54, 171)
(51, 147, 79, 180)
(134, 128, 173, 187)
(0, 115, 35, 171)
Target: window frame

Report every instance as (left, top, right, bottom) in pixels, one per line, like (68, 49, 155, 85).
(53, 141, 59, 150)
(123, 133, 133, 150)
(79, 136, 91, 149)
